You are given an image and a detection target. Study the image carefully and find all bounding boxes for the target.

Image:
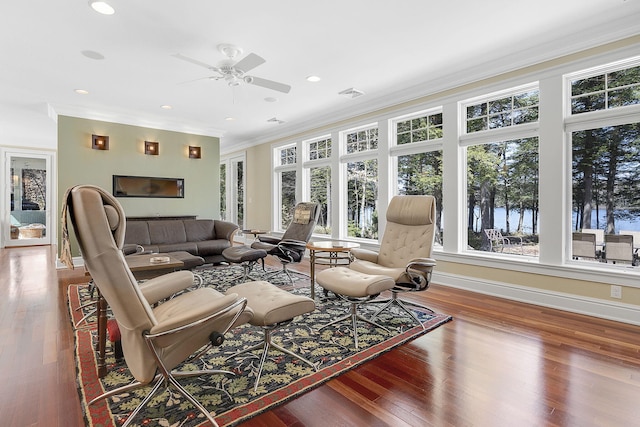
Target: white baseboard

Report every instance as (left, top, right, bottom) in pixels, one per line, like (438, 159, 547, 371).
(433, 271, 640, 326)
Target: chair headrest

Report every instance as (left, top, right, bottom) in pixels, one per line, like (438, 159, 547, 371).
(293, 202, 316, 224)
(386, 195, 435, 226)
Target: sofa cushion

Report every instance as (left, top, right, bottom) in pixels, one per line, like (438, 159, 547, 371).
(184, 220, 215, 242)
(148, 220, 187, 244)
(125, 221, 151, 245)
(196, 239, 231, 256)
(156, 242, 198, 254)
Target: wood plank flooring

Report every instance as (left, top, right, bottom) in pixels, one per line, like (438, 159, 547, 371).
(1, 245, 639, 426)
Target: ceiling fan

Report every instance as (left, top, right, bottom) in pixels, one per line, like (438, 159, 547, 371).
(173, 44, 291, 94)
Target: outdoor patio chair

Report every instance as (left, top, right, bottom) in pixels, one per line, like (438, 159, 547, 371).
(484, 228, 523, 254)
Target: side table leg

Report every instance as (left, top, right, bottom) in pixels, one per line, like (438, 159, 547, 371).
(96, 293, 108, 378)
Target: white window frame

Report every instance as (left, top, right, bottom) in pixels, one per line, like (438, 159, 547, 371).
(459, 83, 540, 258)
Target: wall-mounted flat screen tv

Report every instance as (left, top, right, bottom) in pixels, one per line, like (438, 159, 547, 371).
(113, 175, 184, 198)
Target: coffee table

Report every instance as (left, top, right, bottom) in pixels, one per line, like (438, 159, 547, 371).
(94, 253, 184, 377)
(306, 241, 360, 299)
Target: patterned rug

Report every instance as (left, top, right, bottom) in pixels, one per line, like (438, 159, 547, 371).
(69, 264, 452, 427)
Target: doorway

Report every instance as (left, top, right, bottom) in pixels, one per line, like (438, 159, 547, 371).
(2, 149, 54, 247)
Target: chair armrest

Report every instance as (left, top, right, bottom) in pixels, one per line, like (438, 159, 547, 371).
(350, 247, 379, 263)
(214, 220, 240, 242)
(149, 293, 248, 337)
(139, 270, 195, 304)
(122, 244, 145, 255)
(404, 258, 436, 290)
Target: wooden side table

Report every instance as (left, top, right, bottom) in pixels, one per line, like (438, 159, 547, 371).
(242, 229, 270, 242)
(306, 241, 360, 300)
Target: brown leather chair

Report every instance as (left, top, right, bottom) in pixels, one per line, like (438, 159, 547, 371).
(63, 185, 253, 427)
(348, 195, 437, 328)
(251, 202, 320, 284)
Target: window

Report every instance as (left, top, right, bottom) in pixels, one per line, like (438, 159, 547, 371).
(304, 136, 332, 235)
(465, 89, 539, 133)
(397, 151, 443, 244)
(219, 163, 226, 221)
(396, 112, 443, 145)
(342, 125, 379, 240)
(278, 170, 296, 229)
(572, 124, 640, 235)
(309, 166, 331, 234)
(347, 159, 378, 239)
(570, 65, 640, 114)
(466, 138, 539, 255)
(280, 145, 297, 165)
(346, 127, 378, 153)
(391, 109, 444, 245)
(308, 137, 332, 160)
(274, 144, 298, 230)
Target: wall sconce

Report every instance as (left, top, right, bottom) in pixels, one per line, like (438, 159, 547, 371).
(145, 141, 159, 155)
(189, 146, 201, 159)
(92, 134, 109, 150)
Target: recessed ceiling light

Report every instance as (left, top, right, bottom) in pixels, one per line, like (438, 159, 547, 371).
(264, 97, 278, 103)
(74, 89, 89, 95)
(225, 117, 235, 121)
(89, 1, 115, 15)
(160, 105, 172, 110)
(306, 75, 321, 82)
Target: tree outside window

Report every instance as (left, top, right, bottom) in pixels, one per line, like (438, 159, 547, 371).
(397, 151, 443, 243)
(279, 170, 296, 229)
(309, 166, 331, 234)
(572, 124, 640, 234)
(347, 159, 378, 239)
(466, 138, 539, 255)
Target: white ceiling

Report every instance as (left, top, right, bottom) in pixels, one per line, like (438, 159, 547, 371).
(1, 0, 639, 152)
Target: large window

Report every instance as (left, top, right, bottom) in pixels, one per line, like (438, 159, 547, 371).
(267, 53, 640, 279)
(343, 125, 379, 239)
(569, 61, 640, 264)
(462, 85, 540, 256)
(392, 109, 444, 244)
(304, 136, 332, 235)
(466, 138, 539, 255)
(275, 144, 297, 230)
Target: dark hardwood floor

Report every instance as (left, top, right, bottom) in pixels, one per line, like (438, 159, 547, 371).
(1, 245, 639, 426)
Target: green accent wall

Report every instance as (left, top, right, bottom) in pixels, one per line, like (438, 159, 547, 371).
(58, 115, 220, 254)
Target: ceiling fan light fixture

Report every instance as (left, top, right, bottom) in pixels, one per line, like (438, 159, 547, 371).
(306, 75, 321, 82)
(89, 1, 115, 15)
(217, 44, 243, 59)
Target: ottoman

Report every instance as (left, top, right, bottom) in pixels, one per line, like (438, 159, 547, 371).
(225, 280, 316, 391)
(222, 245, 267, 282)
(315, 266, 395, 349)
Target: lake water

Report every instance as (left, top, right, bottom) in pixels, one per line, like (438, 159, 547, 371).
(469, 207, 640, 234)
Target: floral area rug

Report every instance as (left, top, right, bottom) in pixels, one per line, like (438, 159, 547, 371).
(69, 264, 452, 427)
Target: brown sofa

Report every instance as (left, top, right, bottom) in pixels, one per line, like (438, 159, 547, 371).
(123, 219, 238, 264)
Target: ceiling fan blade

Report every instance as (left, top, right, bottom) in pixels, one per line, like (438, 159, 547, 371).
(233, 53, 266, 73)
(172, 53, 218, 71)
(177, 76, 218, 85)
(245, 76, 291, 93)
